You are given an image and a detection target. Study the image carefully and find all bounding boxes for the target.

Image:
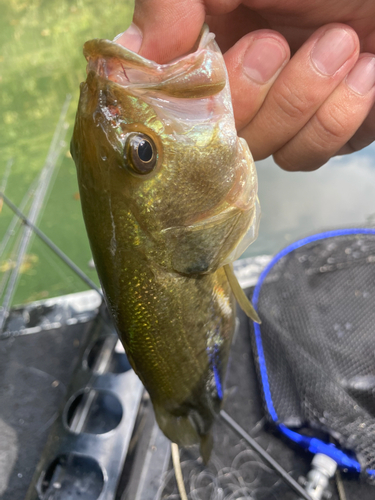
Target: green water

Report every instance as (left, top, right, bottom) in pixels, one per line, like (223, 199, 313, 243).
(0, 0, 134, 305)
(1, 1, 375, 306)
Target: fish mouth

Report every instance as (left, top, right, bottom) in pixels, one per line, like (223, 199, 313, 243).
(82, 25, 227, 98)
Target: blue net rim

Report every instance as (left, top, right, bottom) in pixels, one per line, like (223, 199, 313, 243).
(251, 228, 375, 475)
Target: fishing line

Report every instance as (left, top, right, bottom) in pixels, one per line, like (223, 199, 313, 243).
(31, 95, 72, 230)
(335, 469, 347, 500)
(220, 410, 313, 500)
(0, 229, 23, 301)
(328, 435, 347, 500)
(0, 177, 38, 261)
(0, 193, 102, 303)
(0, 158, 13, 213)
(171, 442, 189, 500)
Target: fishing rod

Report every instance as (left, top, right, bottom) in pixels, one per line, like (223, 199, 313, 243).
(0, 193, 102, 296)
(0, 177, 38, 261)
(0, 158, 13, 213)
(0, 96, 74, 334)
(0, 193, 103, 334)
(28, 94, 72, 227)
(0, 229, 23, 301)
(0, 176, 41, 305)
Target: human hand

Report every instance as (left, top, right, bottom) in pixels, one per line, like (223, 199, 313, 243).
(116, 0, 375, 171)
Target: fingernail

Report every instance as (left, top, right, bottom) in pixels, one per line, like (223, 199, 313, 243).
(243, 38, 286, 84)
(114, 23, 142, 53)
(346, 56, 375, 95)
(311, 28, 356, 76)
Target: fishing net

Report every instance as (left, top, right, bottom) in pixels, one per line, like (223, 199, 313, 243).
(250, 228, 375, 481)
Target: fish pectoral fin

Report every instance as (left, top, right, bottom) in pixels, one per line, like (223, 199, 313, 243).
(224, 264, 261, 324)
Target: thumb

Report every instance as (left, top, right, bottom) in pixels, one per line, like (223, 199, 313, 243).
(115, 0, 205, 63)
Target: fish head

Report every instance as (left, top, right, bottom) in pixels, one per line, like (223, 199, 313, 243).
(71, 25, 259, 276)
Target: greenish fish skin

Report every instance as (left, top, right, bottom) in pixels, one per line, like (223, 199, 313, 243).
(71, 25, 259, 459)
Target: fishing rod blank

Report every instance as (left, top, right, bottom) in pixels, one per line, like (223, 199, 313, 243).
(0, 96, 73, 333)
(0, 193, 103, 333)
(0, 159, 14, 210)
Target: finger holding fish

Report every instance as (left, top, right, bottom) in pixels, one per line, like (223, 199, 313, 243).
(336, 89, 375, 155)
(117, 0, 375, 171)
(222, 30, 290, 132)
(274, 53, 375, 171)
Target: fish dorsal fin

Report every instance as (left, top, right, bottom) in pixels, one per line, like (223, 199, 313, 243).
(224, 264, 261, 324)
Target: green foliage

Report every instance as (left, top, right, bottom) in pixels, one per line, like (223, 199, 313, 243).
(0, 0, 134, 304)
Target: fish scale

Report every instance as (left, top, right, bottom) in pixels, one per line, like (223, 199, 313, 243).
(71, 24, 260, 459)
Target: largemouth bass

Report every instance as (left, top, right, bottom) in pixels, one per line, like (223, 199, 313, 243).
(71, 25, 260, 459)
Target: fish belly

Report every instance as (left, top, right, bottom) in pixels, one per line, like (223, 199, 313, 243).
(103, 262, 236, 455)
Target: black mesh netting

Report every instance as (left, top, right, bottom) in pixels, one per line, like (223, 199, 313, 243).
(250, 231, 375, 479)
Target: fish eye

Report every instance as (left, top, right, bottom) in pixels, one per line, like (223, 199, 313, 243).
(125, 133, 157, 175)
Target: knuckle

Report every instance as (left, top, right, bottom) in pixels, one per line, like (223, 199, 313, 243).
(274, 81, 312, 121)
(314, 104, 349, 144)
(273, 150, 299, 171)
(274, 150, 323, 172)
(273, 141, 327, 172)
